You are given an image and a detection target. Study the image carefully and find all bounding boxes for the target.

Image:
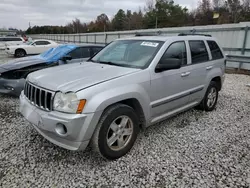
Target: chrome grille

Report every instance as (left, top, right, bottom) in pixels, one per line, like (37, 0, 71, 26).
(24, 82, 54, 111)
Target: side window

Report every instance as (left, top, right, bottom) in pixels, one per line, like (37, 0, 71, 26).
(189, 41, 209, 64)
(207, 40, 223, 60)
(92, 47, 103, 55)
(41, 41, 50, 45)
(68, 48, 83, 59)
(35, 41, 43, 45)
(68, 47, 90, 59)
(81, 47, 91, 58)
(35, 41, 51, 45)
(4, 38, 22, 41)
(160, 41, 187, 65)
(12, 38, 22, 41)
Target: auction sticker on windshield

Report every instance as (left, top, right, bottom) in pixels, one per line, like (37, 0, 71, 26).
(141, 42, 159, 47)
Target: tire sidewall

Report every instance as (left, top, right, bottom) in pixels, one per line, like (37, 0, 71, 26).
(203, 82, 219, 111)
(15, 49, 25, 57)
(98, 106, 139, 160)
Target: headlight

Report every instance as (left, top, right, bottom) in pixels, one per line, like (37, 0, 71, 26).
(53, 92, 86, 114)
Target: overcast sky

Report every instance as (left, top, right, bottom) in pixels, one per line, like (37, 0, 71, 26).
(0, 0, 199, 30)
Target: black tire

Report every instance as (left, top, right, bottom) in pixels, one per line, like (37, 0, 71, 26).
(91, 104, 139, 160)
(197, 81, 219, 111)
(15, 49, 26, 58)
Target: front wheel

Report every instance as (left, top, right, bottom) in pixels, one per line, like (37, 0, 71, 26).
(15, 49, 26, 58)
(91, 104, 139, 160)
(198, 81, 219, 111)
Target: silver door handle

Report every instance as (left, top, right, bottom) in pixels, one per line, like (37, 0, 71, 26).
(206, 66, 213, 70)
(181, 72, 190, 77)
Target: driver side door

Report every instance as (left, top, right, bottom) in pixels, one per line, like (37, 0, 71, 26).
(150, 41, 194, 121)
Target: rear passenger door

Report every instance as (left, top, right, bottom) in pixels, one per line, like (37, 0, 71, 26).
(187, 40, 211, 103)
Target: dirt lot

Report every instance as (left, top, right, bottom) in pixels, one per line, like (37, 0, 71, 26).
(0, 50, 14, 64)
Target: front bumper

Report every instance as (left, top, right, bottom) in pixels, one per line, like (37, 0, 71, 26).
(0, 78, 25, 96)
(5, 49, 14, 55)
(19, 91, 102, 151)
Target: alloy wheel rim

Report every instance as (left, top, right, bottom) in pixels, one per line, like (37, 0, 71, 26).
(106, 115, 133, 151)
(207, 87, 217, 108)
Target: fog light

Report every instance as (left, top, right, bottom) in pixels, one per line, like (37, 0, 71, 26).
(4, 85, 14, 91)
(55, 123, 67, 136)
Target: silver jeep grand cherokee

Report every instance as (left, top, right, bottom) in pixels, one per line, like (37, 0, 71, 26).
(20, 34, 225, 160)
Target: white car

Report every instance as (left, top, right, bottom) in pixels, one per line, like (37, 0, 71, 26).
(5, 39, 59, 57)
(0, 37, 25, 50)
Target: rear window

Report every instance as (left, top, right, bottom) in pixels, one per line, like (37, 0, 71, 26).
(207, 40, 224, 60)
(189, 41, 209, 64)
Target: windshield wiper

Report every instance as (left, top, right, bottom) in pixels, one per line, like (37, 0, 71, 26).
(97, 61, 122, 66)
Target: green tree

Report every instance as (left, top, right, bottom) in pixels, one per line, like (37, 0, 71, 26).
(194, 0, 214, 25)
(95, 13, 110, 32)
(112, 9, 126, 30)
(143, 0, 188, 28)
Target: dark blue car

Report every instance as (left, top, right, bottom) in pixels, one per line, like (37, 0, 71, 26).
(0, 44, 104, 96)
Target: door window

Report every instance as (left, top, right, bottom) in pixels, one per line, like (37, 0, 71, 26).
(81, 47, 91, 58)
(207, 40, 224, 60)
(189, 41, 209, 64)
(92, 47, 103, 55)
(35, 41, 51, 45)
(160, 41, 187, 65)
(3, 38, 22, 41)
(68, 47, 90, 59)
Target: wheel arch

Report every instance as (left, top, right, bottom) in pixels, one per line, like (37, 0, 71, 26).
(211, 76, 222, 91)
(15, 48, 26, 55)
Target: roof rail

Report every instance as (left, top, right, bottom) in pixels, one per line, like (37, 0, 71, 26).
(178, 33, 212, 37)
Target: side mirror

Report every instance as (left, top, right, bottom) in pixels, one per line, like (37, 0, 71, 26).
(155, 58, 181, 73)
(61, 55, 72, 61)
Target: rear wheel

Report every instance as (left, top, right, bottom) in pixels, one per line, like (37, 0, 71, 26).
(91, 104, 139, 160)
(15, 49, 26, 58)
(197, 81, 219, 111)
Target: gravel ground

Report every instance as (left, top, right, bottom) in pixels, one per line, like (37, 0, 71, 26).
(0, 50, 14, 64)
(0, 74, 250, 188)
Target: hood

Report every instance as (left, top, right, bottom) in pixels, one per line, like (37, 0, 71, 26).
(0, 55, 46, 70)
(0, 67, 7, 74)
(27, 62, 140, 93)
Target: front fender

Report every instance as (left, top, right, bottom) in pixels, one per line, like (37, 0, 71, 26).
(82, 84, 151, 122)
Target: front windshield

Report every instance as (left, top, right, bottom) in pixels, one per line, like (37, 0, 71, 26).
(91, 40, 164, 69)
